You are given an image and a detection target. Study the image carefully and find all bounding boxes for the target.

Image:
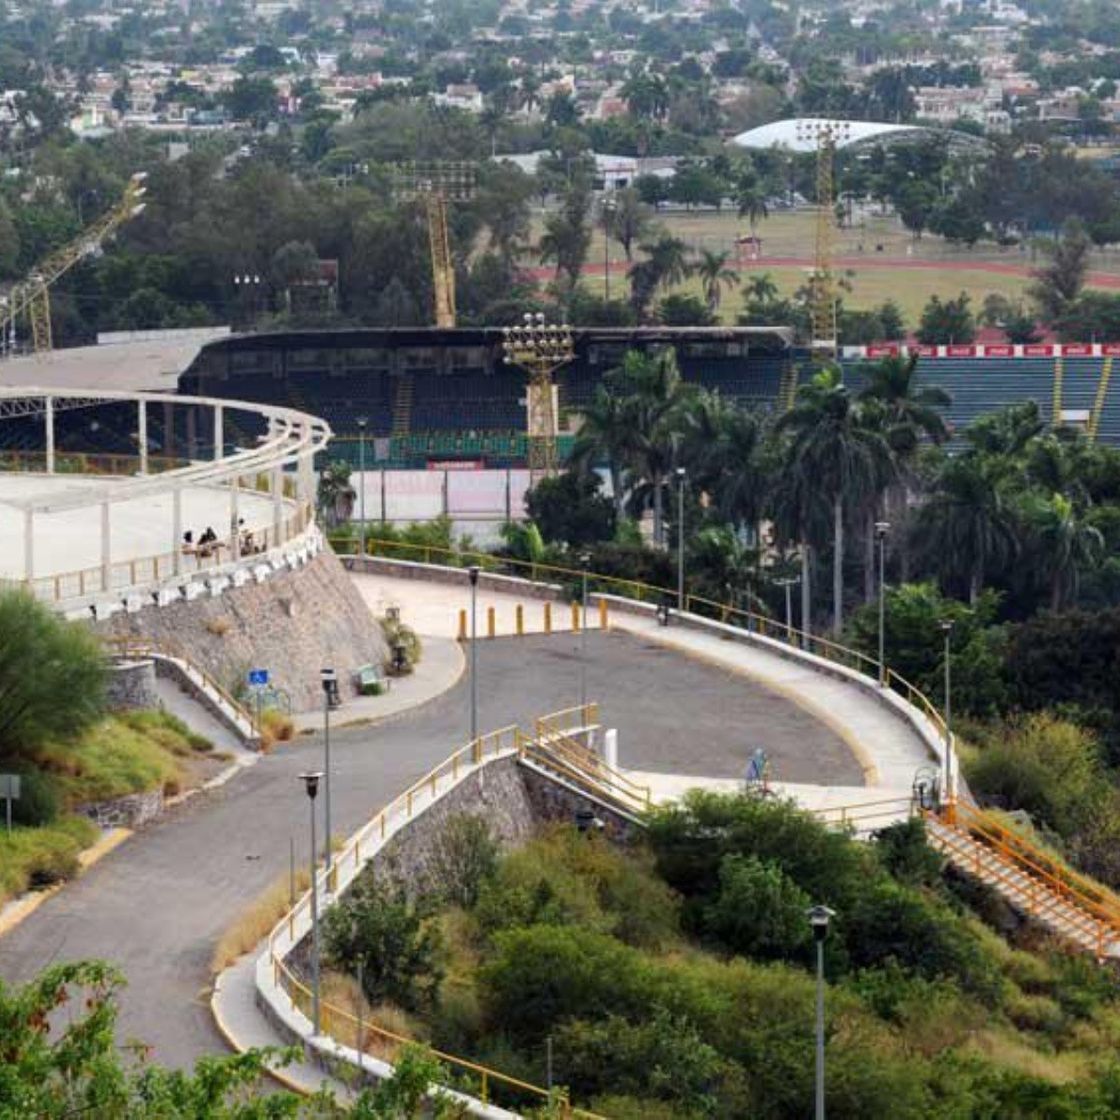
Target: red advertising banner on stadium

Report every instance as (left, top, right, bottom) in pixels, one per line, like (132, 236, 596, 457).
(913, 345, 939, 358)
(985, 345, 1014, 357)
(946, 345, 976, 357)
(1062, 344, 1093, 357)
(1104, 344, 1120, 356)
(1023, 344, 1055, 356)
(866, 345, 899, 357)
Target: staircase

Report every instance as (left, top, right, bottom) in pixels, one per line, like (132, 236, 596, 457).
(778, 363, 799, 412)
(925, 803, 1120, 959)
(1088, 356, 1114, 442)
(1051, 356, 1064, 425)
(392, 372, 414, 436)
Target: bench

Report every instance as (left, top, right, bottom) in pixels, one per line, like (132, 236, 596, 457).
(356, 664, 389, 696)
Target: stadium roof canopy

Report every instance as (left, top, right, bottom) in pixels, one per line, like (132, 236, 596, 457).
(730, 118, 986, 154)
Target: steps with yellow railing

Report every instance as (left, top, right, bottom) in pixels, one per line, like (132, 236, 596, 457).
(925, 804, 1120, 959)
(1088, 355, 1114, 442)
(1052, 356, 1064, 425)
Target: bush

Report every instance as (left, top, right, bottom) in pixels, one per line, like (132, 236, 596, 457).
(525, 471, 616, 548)
(7, 766, 61, 827)
(430, 814, 498, 908)
(965, 713, 1108, 838)
(0, 816, 98, 902)
(323, 878, 443, 1013)
(873, 818, 944, 888)
(259, 708, 295, 748)
(380, 614, 422, 675)
(0, 591, 106, 758)
(702, 854, 811, 960)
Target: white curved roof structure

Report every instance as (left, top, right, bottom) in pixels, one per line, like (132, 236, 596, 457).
(730, 117, 984, 154)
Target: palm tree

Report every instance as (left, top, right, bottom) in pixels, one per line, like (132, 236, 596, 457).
(695, 249, 740, 313)
(736, 183, 769, 239)
(858, 354, 952, 591)
(628, 234, 692, 321)
(317, 462, 355, 528)
(568, 385, 636, 518)
(1021, 492, 1103, 610)
(612, 349, 694, 545)
(913, 455, 1019, 604)
(742, 274, 779, 306)
(778, 367, 894, 634)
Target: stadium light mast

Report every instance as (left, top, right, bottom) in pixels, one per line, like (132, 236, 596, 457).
(502, 314, 575, 484)
(796, 120, 850, 365)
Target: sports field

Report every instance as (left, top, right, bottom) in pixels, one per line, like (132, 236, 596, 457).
(532, 209, 1120, 326)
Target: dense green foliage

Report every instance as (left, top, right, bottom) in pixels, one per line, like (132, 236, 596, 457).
(326, 808, 1120, 1118)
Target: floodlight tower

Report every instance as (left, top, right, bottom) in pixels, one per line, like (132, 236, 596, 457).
(796, 120, 850, 364)
(501, 314, 575, 482)
(392, 162, 476, 329)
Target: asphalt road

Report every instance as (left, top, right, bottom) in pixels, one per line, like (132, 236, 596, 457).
(0, 631, 853, 1068)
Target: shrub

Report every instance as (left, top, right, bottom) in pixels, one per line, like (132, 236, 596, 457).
(430, 814, 498, 908)
(323, 879, 443, 1013)
(0, 591, 106, 758)
(259, 708, 295, 748)
(0, 816, 98, 902)
(7, 766, 61, 827)
(873, 818, 944, 888)
(380, 614, 422, 675)
(702, 854, 811, 960)
(966, 713, 1107, 838)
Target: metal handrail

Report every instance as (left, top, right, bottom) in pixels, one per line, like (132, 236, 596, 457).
(335, 536, 951, 745)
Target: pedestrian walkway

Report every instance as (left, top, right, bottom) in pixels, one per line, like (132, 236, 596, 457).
(608, 611, 935, 791)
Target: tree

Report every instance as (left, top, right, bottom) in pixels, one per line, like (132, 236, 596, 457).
(1020, 492, 1103, 611)
(600, 188, 650, 262)
(1031, 217, 1091, 323)
(694, 249, 739, 313)
(569, 385, 637, 518)
(913, 456, 1019, 604)
(270, 240, 319, 312)
(0, 592, 105, 758)
(317, 463, 355, 527)
(526, 470, 616, 547)
(539, 180, 592, 294)
(657, 293, 716, 326)
(778, 368, 893, 634)
(224, 76, 278, 122)
(917, 293, 976, 345)
(736, 183, 769, 237)
(703, 855, 811, 960)
(0, 197, 19, 278)
(323, 878, 443, 1012)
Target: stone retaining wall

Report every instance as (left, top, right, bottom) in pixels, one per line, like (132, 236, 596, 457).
(75, 787, 164, 829)
(96, 550, 386, 712)
(105, 659, 157, 710)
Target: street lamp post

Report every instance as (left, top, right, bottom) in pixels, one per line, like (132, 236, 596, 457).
(875, 521, 890, 686)
(469, 565, 479, 743)
(320, 669, 336, 870)
(675, 467, 687, 611)
(356, 416, 368, 558)
(299, 770, 325, 1036)
(776, 577, 798, 644)
(579, 551, 590, 711)
(940, 619, 954, 812)
(807, 904, 836, 1120)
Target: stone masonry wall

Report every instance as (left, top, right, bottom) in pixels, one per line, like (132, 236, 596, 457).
(94, 550, 386, 711)
(75, 787, 164, 829)
(105, 659, 158, 710)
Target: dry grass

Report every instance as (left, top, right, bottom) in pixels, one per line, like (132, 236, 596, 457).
(258, 709, 296, 750)
(319, 968, 430, 1060)
(965, 1027, 1088, 1084)
(205, 617, 232, 637)
(210, 867, 310, 974)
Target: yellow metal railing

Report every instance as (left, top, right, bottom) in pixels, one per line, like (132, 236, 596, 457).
(813, 795, 917, 831)
(265, 714, 609, 1119)
(335, 535, 950, 742)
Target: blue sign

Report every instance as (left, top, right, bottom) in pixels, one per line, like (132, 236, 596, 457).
(248, 669, 269, 687)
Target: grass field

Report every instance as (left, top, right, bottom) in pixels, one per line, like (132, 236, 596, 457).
(531, 208, 1120, 326)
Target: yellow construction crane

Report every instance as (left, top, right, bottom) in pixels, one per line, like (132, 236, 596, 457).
(393, 162, 475, 329)
(501, 314, 575, 481)
(796, 120, 849, 363)
(0, 172, 148, 357)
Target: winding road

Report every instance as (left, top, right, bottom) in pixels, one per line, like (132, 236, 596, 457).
(0, 631, 855, 1069)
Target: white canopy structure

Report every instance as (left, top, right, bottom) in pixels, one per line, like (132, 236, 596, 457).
(730, 118, 985, 153)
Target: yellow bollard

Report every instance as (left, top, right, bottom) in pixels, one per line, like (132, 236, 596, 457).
(543, 601, 552, 634)
(515, 603, 524, 636)
(599, 598, 608, 630)
(571, 601, 580, 631)
(487, 605, 496, 638)
(458, 608, 467, 640)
